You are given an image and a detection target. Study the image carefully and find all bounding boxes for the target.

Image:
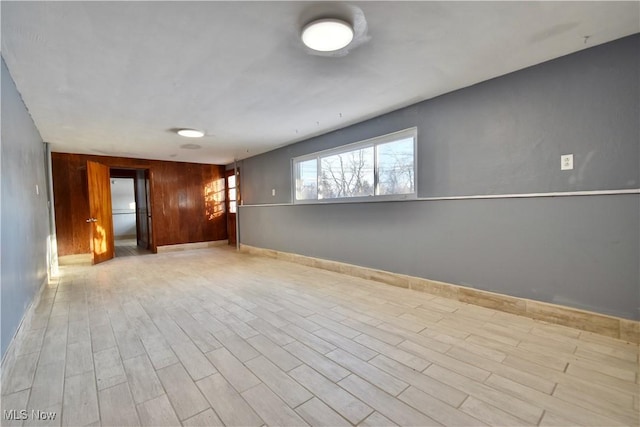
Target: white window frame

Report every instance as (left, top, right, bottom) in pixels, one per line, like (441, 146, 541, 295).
(292, 127, 418, 204)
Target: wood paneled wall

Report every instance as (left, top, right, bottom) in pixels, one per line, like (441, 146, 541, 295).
(52, 153, 227, 256)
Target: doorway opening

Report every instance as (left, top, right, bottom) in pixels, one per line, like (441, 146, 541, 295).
(110, 168, 153, 257)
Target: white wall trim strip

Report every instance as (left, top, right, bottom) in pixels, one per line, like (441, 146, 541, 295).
(240, 188, 640, 208)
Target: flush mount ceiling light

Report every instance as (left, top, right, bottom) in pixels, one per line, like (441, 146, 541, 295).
(301, 19, 354, 52)
(177, 128, 204, 138)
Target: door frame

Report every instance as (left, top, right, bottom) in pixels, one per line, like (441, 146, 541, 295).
(143, 169, 153, 250)
(110, 168, 153, 251)
(225, 168, 240, 247)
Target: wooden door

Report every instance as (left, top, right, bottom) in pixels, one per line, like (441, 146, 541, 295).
(87, 161, 114, 264)
(226, 169, 239, 246)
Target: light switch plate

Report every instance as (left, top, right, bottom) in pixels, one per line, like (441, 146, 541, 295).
(561, 154, 573, 170)
(272, 189, 276, 196)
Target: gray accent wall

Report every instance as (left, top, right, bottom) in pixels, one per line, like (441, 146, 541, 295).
(1, 57, 50, 358)
(238, 35, 640, 320)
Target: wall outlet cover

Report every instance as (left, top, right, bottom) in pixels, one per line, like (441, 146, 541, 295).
(561, 154, 574, 170)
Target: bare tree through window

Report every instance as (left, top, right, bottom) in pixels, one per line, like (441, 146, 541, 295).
(376, 137, 414, 195)
(320, 148, 374, 199)
(293, 128, 416, 202)
(296, 159, 317, 200)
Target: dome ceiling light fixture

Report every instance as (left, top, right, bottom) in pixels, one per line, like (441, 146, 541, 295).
(301, 18, 354, 52)
(177, 128, 204, 138)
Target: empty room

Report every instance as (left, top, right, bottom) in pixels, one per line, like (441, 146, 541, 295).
(1, 2, 638, 427)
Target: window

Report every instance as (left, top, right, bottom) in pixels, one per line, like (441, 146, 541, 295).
(295, 159, 317, 200)
(293, 127, 417, 203)
(227, 173, 237, 213)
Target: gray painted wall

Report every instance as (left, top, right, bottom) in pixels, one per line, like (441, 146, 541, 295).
(1, 57, 50, 357)
(238, 35, 640, 320)
(241, 196, 639, 319)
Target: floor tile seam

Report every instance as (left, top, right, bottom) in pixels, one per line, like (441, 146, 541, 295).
(482, 371, 633, 426)
(290, 363, 376, 419)
(337, 372, 437, 426)
(197, 372, 266, 426)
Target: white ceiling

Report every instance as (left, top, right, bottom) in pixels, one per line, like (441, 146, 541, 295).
(2, 1, 638, 165)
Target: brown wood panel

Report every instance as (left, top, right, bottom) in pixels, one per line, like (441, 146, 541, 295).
(111, 169, 137, 179)
(52, 154, 91, 255)
(52, 153, 227, 256)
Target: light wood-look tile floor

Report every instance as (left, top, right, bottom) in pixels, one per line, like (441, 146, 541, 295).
(2, 247, 638, 427)
(114, 239, 152, 258)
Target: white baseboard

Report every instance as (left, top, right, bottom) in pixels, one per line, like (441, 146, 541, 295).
(240, 244, 640, 343)
(156, 240, 229, 253)
(58, 253, 92, 266)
